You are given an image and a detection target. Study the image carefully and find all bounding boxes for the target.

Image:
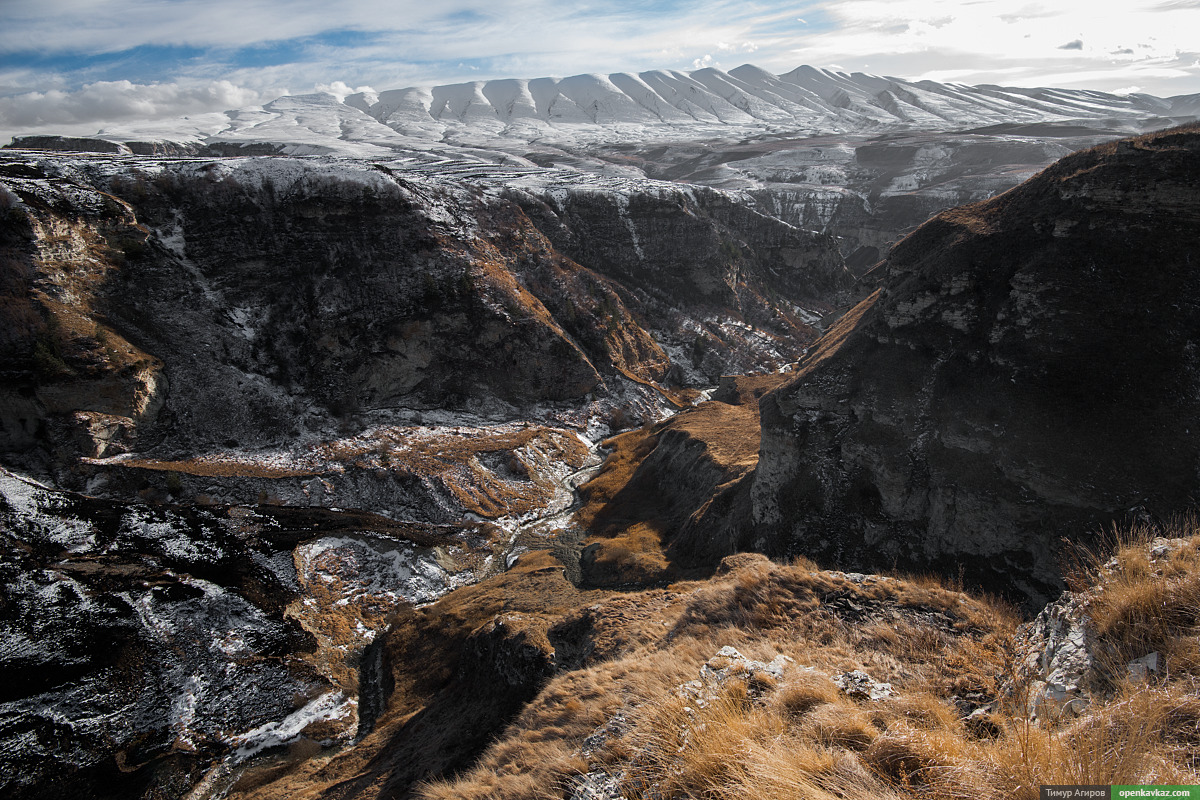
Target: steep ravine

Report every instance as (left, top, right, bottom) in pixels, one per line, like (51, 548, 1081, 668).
(749, 123, 1200, 605)
(0, 151, 848, 515)
(8, 125, 1200, 800)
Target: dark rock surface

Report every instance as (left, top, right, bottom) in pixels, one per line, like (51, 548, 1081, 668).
(750, 123, 1200, 604)
(0, 467, 484, 800)
(7, 136, 135, 155)
(0, 154, 847, 500)
(591, 124, 1145, 271)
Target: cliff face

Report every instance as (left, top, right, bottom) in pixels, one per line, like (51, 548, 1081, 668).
(595, 127, 1116, 273)
(0, 154, 847, 505)
(751, 124, 1200, 603)
(0, 163, 167, 457)
(510, 185, 847, 303)
(0, 468, 494, 800)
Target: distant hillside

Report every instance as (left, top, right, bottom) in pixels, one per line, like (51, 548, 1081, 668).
(8, 65, 1199, 157)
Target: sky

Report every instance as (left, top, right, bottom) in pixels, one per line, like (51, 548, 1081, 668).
(1, 0, 1199, 143)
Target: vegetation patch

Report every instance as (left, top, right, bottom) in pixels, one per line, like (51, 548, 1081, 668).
(395, 521, 1200, 800)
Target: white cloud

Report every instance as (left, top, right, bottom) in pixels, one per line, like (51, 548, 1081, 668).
(0, 80, 266, 129)
(774, 0, 1200, 95)
(716, 40, 758, 54)
(313, 81, 376, 101)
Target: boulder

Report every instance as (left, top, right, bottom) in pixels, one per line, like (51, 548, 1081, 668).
(833, 669, 895, 701)
(1012, 591, 1099, 719)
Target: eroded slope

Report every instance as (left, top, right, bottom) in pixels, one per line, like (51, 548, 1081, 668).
(751, 122, 1200, 603)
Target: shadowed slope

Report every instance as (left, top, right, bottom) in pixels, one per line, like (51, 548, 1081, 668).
(751, 122, 1200, 604)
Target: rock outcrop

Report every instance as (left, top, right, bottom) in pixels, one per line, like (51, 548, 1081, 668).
(0, 153, 847, 509)
(571, 375, 791, 586)
(750, 123, 1200, 603)
(0, 468, 488, 800)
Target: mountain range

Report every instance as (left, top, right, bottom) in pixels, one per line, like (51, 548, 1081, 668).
(15, 64, 1198, 280)
(12, 64, 1199, 158)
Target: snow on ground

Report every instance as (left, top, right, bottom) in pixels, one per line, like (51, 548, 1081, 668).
(0, 469, 98, 552)
(13, 64, 1189, 163)
(295, 535, 454, 608)
(231, 691, 356, 760)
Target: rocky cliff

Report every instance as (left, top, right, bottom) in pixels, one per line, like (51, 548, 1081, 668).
(0, 153, 848, 511)
(3, 119, 1200, 800)
(596, 125, 1114, 273)
(750, 122, 1200, 603)
(0, 467, 494, 800)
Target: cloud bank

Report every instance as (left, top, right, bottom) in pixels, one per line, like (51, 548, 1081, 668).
(0, 81, 266, 129)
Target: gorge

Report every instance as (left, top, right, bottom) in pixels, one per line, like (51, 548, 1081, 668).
(2, 64, 1200, 799)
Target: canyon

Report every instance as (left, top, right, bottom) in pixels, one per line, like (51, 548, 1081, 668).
(2, 65, 1200, 799)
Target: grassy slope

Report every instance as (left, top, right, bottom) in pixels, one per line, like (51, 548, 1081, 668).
(422, 522, 1200, 800)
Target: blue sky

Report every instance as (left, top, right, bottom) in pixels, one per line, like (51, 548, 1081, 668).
(1, 0, 1198, 140)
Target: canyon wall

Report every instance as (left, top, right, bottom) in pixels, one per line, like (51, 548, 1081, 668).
(750, 124, 1200, 602)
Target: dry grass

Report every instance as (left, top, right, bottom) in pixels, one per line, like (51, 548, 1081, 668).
(989, 683, 1200, 797)
(415, 556, 1017, 800)
(571, 426, 658, 533)
(583, 522, 672, 584)
(417, 624, 708, 800)
(414, 523, 1200, 800)
(233, 519, 1198, 800)
(1074, 517, 1200, 679)
(117, 424, 591, 519)
(572, 397, 764, 584)
(629, 680, 823, 799)
(781, 289, 881, 384)
(118, 456, 316, 479)
(770, 671, 841, 718)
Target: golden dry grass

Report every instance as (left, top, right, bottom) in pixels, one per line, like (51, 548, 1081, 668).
(573, 396, 767, 585)
(414, 555, 1010, 800)
(781, 288, 880, 383)
(1076, 517, 1200, 679)
(118, 457, 317, 479)
(414, 522, 1200, 800)
(226, 518, 1199, 800)
(118, 424, 592, 519)
(988, 682, 1200, 797)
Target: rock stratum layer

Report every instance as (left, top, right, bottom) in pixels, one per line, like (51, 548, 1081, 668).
(751, 123, 1200, 602)
(10, 65, 1199, 280)
(0, 153, 845, 510)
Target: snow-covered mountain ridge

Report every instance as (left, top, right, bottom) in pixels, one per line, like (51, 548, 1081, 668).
(12, 63, 1195, 271)
(357, 63, 1198, 142)
(10, 64, 1199, 159)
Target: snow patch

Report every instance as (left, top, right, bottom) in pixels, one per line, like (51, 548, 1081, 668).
(231, 691, 355, 760)
(295, 535, 452, 607)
